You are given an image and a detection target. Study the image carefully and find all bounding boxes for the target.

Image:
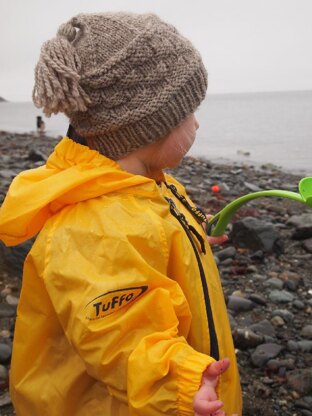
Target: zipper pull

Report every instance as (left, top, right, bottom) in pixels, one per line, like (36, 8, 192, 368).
(187, 224, 206, 254)
(165, 197, 206, 254)
(166, 183, 207, 224)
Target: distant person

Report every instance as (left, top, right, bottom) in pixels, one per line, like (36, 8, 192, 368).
(0, 12, 241, 416)
(36, 115, 45, 135)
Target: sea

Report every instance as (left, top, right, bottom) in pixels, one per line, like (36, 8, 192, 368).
(0, 90, 311, 174)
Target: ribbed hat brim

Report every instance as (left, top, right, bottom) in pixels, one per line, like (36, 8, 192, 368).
(80, 64, 207, 160)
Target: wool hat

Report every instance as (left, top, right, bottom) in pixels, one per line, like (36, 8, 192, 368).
(33, 12, 208, 160)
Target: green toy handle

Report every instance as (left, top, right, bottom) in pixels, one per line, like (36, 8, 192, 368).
(207, 177, 312, 236)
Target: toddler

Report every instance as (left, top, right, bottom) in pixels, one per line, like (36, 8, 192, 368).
(0, 12, 242, 416)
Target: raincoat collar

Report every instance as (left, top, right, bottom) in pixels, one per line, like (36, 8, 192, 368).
(0, 137, 163, 246)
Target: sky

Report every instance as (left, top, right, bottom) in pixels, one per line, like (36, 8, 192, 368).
(1, 0, 312, 101)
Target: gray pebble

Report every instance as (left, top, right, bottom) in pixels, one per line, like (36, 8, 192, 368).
(251, 343, 283, 368)
(287, 368, 312, 395)
(215, 246, 237, 262)
(250, 319, 276, 337)
(0, 364, 8, 381)
(227, 313, 237, 330)
(6, 294, 19, 306)
(272, 309, 294, 322)
(294, 396, 312, 410)
(269, 290, 294, 303)
(301, 325, 312, 339)
(284, 279, 299, 291)
(0, 303, 16, 318)
(265, 277, 284, 289)
(297, 340, 312, 353)
(248, 293, 267, 305)
(293, 299, 305, 309)
(271, 315, 285, 327)
(232, 328, 264, 349)
(227, 295, 254, 313)
(0, 343, 12, 364)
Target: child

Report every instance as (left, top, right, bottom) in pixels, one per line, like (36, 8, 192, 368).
(36, 115, 46, 135)
(0, 12, 242, 416)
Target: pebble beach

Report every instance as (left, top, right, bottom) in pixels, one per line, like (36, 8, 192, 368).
(0, 131, 311, 415)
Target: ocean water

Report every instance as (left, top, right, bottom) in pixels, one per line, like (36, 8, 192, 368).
(0, 90, 311, 174)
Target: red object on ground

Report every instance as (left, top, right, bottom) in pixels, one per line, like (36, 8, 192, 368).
(211, 185, 220, 193)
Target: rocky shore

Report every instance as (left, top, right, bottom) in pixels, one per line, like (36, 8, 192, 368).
(0, 131, 311, 415)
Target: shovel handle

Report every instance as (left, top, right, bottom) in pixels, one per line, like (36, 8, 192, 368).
(207, 190, 304, 236)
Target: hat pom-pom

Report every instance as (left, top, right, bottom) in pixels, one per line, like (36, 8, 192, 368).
(32, 21, 91, 117)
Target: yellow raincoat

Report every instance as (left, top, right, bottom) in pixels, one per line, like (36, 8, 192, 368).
(0, 138, 242, 415)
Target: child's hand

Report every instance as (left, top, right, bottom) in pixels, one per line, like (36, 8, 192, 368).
(206, 234, 228, 245)
(193, 358, 237, 416)
(203, 215, 228, 246)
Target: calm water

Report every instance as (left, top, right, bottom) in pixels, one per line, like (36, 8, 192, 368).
(0, 90, 311, 173)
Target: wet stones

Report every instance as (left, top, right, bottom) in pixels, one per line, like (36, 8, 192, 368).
(251, 343, 284, 367)
(214, 246, 237, 262)
(227, 295, 254, 312)
(0, 240, 33, 276)
(272, 309, 294, 323)
(232, 328, 264, 349)
(301, 325, 312, 339)
(0, 303, 16, 318)
(0, 344, 11, 364)
(172, 155, 312, 414)
(302, 238, 312, 253)
(288, 213, 312, 240)
(27, 148, 47, 162)
(230, 217, 280, 252)
(250, 319, 276, 337)
(269, 290, 295, 303)
(286, 369, 312, 395)
(1, 133, 311, 415)
(288, 340, 312, 353)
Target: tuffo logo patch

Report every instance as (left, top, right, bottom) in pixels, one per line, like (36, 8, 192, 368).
(85, 286, 148, 320)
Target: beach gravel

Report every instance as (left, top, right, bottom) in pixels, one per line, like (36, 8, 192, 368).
(0, 131, 311, 415)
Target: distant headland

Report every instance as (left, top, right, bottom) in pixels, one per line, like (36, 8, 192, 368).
(0, 96, 7, 102)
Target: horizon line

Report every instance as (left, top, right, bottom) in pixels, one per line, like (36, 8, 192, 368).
(1, 88, 312, 103)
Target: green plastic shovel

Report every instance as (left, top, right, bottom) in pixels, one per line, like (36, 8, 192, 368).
(207, 177, 312, 236)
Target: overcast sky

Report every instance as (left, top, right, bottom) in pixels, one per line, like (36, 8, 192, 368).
(1, 0, 312, 101)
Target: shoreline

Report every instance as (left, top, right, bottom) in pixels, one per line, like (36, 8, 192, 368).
(0, 129, 310, 178)
(1, 131, 312, 415)
(190, 154, 310, 177)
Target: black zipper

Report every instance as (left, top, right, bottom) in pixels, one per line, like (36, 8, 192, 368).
(165, 197, 219, 360)
(164, 183, 207, 225)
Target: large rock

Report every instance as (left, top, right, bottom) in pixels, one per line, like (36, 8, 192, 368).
(301, 325, 312, 339)
(250, 319, 276, 337)
(0, 239, 33, 276)
(230, 217, 280, 252)
(272, 309, 294, 322)
(288, 213, 312, 240)
(251, 343, 283, 367)
(0, 303, 16, 318)
(302, 238, 312, 253)
(269, 290, 294, 303)
(227, 295, 254, 313)
(215, 246, 237, 262)
(0, 344, 12, 364)
(287, 368, 312, 395)
(232, 328, 264, 349)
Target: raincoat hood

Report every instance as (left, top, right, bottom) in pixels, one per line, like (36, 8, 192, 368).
(0, 137, 155, 246)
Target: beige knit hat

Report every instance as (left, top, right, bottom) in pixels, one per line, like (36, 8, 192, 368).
(33, 12, 208, 160)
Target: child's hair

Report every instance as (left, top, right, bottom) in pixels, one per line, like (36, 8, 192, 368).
(33, 12, 207, 160)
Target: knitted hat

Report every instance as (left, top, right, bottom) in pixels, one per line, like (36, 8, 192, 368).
(33, 12, 208, 160)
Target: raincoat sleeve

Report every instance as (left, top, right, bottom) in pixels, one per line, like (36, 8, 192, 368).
(40, 204, 215, 416)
